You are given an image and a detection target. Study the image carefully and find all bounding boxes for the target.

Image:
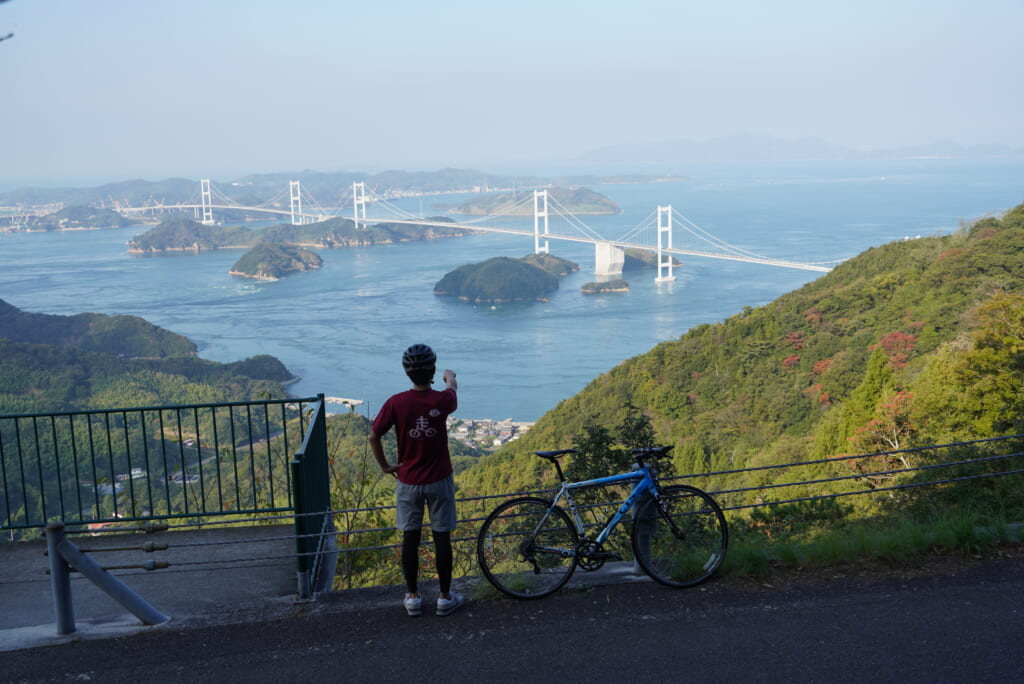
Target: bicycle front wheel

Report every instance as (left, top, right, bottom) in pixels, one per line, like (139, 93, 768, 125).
(631, 484, 728, 588)
(477, 497, 579, 599)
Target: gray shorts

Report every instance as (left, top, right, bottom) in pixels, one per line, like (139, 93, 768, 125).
(395, 474, 457, 532)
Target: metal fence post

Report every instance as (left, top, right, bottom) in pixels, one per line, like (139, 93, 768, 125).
(291, 395, 333, 600)
(56, 538, 168, 627)
(45, 522, 76, 635)
(291, 456, 310, 600)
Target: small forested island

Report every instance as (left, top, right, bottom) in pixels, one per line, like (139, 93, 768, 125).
(623, 247, 681, 270)
(229, 243, 323, 280)
(520, 253, 580, 277)
(127, 217, 252, 251)
(434, 254, 579, 303)
(23, 205, 139, 231)
(127, 216, 475, 253)
(581, 278, 630, 294)
(452, 187, 619, 215)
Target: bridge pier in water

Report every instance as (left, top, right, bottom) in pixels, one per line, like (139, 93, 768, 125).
(594, 242, 625, 277)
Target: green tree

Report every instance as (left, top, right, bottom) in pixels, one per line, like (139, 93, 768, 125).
(950, 293, 1024, 435)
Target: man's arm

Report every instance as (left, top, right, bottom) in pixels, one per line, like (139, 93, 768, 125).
(370, 431, 400, 478)
(443, 369, 458, 411)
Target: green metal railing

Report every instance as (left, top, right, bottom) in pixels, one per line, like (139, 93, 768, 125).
(290, 397, 336, 597)
(1, 396, 322, 538)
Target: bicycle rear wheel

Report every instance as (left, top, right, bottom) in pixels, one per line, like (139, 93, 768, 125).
(631, 484, 728, 588)
(477, 497, 579, 599)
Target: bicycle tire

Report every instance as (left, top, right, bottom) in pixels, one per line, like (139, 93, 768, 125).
(631, 484, 728, 588)
(477, 496, 579, 599)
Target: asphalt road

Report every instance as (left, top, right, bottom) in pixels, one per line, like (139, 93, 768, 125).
(3, 553, 1023, 683)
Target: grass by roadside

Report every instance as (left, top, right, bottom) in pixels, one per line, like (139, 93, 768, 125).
(468, 512, 1023, 603)
(724, 513, 1023, 581)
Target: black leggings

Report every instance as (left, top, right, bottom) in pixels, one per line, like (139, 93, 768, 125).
(402, 529, 453, 595)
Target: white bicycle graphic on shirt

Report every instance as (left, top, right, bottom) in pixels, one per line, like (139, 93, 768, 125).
(409, 416, 437, 439)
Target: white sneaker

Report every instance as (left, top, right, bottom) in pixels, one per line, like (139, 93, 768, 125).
(436, 591, 464, 616)
(403, 596, 422, 617)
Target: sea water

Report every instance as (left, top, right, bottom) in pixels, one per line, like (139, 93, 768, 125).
(1, 159, 1022, 421)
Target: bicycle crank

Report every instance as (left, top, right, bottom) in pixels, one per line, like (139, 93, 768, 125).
(576, 540, 622, 571)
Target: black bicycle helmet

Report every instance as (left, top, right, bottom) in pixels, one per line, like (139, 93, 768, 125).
(402, 343, 436, 372)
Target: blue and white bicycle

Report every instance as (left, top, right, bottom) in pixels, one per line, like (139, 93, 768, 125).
(476, 445, 728, 599)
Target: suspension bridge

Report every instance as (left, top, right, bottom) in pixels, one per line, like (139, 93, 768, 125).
(115, 179, 839, 276)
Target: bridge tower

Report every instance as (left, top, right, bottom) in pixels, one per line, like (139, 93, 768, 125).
(533, 190, 549, 254)
(352, 182, 367, 229)
(656, 205, 676, 282)
(200, 179, 214, 225)
(289, 181, 303, 225)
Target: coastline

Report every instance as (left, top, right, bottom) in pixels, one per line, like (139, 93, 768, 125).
(449, 208, 618, 216)
(228, 270, 279, 281)
(6, 161, 1022, 422)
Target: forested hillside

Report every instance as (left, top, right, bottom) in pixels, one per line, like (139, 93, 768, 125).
(0, 299, 197, 357)
(23, 205, 136, 230)
(457, 204, 1024, 498)
(453, 187, 619, 215)
(0, 302, 294, 415)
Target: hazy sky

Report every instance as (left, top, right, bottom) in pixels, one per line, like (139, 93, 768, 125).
(2, 0, 1023, 187)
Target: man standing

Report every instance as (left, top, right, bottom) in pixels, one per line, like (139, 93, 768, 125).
(370, 343, 463, 617)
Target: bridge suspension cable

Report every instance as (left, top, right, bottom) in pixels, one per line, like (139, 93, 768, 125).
(615, 207, 838, 271)
(207, 181, 248, 208)
(302, 186, 348, 218)
(183, 183, 201, 206)
(255, 186, 291, 209)
(457, 192, 536, 224)
(371, 197, 431, 221)
(670, 208, 781, 261)
(543, 193, 607, 242)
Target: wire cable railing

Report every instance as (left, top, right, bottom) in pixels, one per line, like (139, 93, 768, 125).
(316, 434, 1024, 583)
(6, 430, 1020, 631)
(6, 389, 1021, 608)
(68, 433, 1021, 582)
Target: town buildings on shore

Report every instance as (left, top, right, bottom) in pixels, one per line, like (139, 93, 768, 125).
(449, 417, 533, 450)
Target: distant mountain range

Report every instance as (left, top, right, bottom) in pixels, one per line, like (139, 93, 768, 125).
(574, 133, 1024, 164)
(4, 137, 1021, 208)
(0, 169, 660, 208)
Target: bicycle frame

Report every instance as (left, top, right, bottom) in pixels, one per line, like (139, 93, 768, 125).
(550, 464, 658, 546)
(477, 445, 728, 598)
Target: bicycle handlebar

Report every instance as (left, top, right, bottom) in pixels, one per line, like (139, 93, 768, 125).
(632, 445, 673, 460)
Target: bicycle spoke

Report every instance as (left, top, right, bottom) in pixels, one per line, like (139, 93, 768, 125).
(477, 497, 578, 599)
(632, 485, 728, 588)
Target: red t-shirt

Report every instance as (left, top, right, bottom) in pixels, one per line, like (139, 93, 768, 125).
(372, 387, 457, 485)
